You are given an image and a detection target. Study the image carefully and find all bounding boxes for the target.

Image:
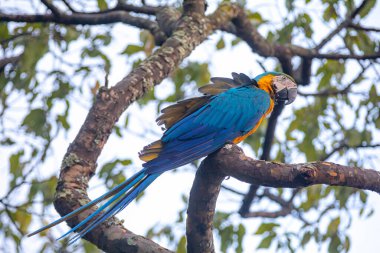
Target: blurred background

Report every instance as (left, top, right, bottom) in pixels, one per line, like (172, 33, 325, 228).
(0, 0, 379, 252)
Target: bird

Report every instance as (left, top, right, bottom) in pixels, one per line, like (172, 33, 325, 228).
(28, 71, 297, 242)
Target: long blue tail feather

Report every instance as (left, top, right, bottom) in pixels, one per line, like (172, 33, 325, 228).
(68, 173, 160, 243)
(56, 169, 149, 241)
(27, 169, 147, 237)
(28, 168, 161, 242)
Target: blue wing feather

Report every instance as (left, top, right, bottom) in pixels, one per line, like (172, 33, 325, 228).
(144, 86, 270, 174)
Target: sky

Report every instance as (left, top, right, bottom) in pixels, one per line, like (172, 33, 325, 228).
(1, 0, 380, 252)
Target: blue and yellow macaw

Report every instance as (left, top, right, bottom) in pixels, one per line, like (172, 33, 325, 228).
(28, 71, 297, 241)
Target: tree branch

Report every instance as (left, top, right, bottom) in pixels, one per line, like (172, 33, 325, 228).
(41, 0, 62, 17)
(0, 54, 22, 72)
(2, 2, 378, 60)
(243, 209, 291, 218)
(294, 57, 312, 85)
(320, 142, 380, 161)
(242, 188, 301, 219)
(61, 0, 77, 13)
(309, 52, 380, 60)
(156, 7, 181, 37)
(348, 23, 380, 32)
(4, 1, 377, 251)
(0, 11, 167, 45)
(217, 144, 380, 192)
(186, 158, 225, 253)
(238, 184, 259, 215)
(186, 144, 380, 251)
(53, 4, 243, 252)
(115, 2, 162, 15)
(299, 64, 367, 97)
(216, 3, 379, 61)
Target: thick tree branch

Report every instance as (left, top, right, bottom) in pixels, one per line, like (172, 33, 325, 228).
(215, 145, 380, 192)
(0, 11, 167, 44)
(186, 144, 380, 250)
(186, 158, 225, 253)
(217, 3, 378, 61)
(53, 4, 243, 252)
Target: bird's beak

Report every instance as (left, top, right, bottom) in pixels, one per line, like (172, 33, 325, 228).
(273, 75, 297, 105)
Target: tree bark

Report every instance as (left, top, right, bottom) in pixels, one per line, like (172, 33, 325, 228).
(186, 144, 380, 250)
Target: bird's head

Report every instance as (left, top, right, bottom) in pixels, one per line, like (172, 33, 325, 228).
(253, 71, 297, 105)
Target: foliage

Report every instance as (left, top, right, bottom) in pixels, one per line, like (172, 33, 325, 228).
(0, 0, 379, 252)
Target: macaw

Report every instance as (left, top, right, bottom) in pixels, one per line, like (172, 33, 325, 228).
(28, 71, 297, 242)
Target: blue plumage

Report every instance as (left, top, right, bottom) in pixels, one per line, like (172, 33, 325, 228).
(146, 86, 270, 174)
(28, 73, 278, 242)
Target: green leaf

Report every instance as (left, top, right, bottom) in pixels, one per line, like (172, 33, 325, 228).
(327, 217, 340, 236)
(346, 129, 361, 146)
(9, 209, 32, 233)
(1, 137, 15, 146)
(257, 233, 275, 249)
(344, 235, 351, 251)
(9, 150, 24, 178)
(97, 0, 108, 11)
(369, 84, 378, 104)
(0, 23, 9, 42)
(113, 123, 122, 137)
(216, 37, 225, 50)
(246, 11, 265, 24)
(83, 240, 101, 253)
(285, 0, 295, 11)
(358, 0, 376, 18)
(30, 176, 57, 201)
(220, 224, 234, 252)
(21, 108, 49, 138)
(323, 4, 338, 21)
(255, 223, 279, 235)
(176, 235, 187, 253)
(121, 44, 144, 56)
(301, 231, 312, 247)
(17, 29, 49, 89)
(57, 114, 70, 130)
(99, 159, 131, 188)
(328, 235, 341, 253)
(231, 38, 242, 46)
(235, 224, 246, 253)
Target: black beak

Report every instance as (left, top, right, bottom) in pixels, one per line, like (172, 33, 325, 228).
(276, 87, 297, 105)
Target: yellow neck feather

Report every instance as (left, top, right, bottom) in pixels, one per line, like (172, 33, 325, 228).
(257, 74, 275, 98)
